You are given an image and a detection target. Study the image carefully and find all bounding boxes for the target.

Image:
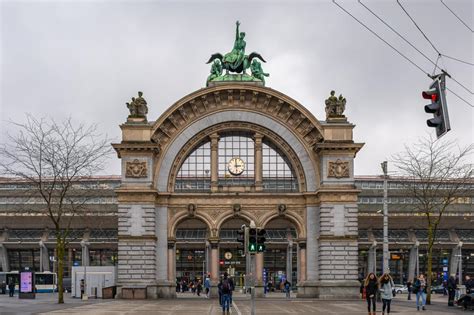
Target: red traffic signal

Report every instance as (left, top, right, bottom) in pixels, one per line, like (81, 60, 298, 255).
(422, 91, 438, 102)
(422, 74, 450, 138)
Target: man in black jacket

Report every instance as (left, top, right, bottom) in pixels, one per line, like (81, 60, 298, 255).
(447, 275, 457, 306)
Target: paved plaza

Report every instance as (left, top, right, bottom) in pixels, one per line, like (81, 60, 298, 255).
(0, 293, 468, 315)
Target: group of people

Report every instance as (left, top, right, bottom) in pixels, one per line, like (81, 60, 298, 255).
(0, 280, 16, 297)
(362, 273, 397, 315)
(362, 273, 431, 314)
(362, 272, 474, 314)
(176, 277, 211, 298)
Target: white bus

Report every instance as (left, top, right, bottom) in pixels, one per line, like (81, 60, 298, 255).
(0, 271, 57, 293)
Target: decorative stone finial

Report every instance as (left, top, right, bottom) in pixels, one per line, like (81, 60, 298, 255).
(206, 21, 269, 86)
(325, 90, 346, 121)
(126, 91, 148, 122)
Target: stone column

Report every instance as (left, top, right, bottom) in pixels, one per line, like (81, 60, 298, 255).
(155, 205, 174, 298)
(450, 244, 462, 277)
(68, 248, 73, 276)
(39, 240, 49, 272)
(0, 244, 9, 272)
(408, 244, 418, 282)
(205, 241, 210, 275)
(254, 133, 263, 191)
(210, 133, 219, 192)
(210, 240, 220, 297)
(367, 243, 377, 275)
(286, 239, 293, 285)
(298, 241, 306, 283)
(168, 240, 176, 283)
(306, 205, 318, 281)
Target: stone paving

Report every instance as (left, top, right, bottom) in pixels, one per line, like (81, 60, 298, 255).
(0, 292, 468, 314)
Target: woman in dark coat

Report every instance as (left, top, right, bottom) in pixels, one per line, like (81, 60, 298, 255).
(363, 273, 379, 315)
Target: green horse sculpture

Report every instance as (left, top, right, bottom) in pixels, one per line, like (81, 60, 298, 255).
(206, 21, 266, 74)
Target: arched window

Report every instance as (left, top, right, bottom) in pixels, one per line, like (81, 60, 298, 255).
(262, 140, 298, 192)
(175, 140, 211, 192)
(174, 131, 299, 192)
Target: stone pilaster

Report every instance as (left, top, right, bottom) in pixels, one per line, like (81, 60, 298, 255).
(317, 202, 359, 299)
(210, 133, 219, 192)
(254, 133, 263, 191)
(167, 239, 176, 283)
(209, 239, 220, 298)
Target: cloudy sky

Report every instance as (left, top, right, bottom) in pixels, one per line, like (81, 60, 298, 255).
(1, 0, 472, 176)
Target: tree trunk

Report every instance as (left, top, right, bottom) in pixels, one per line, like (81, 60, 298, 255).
(426, 226, 433, 305)
(57, 238, 65, 304)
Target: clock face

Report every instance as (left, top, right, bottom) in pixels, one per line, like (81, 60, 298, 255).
(228, 157, 245, 176)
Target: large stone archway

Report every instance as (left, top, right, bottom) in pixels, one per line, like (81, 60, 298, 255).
(113, 83, 364, 299)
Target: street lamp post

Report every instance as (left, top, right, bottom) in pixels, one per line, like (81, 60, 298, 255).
(458, 241, 463, 285)
(80, 240, 89, 300)
(381, 161, 389, 275)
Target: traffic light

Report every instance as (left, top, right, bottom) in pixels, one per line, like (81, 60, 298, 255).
(423, 73, 450, 138)
(257, 229, 266, 252)
(237, 229, 245, 247)
(248, 228, 257, 252)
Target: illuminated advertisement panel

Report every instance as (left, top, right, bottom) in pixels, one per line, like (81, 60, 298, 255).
(20, 272, 33, 293)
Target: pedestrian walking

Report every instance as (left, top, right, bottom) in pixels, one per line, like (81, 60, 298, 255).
(466, 275, 473, 294)
(284, 279, 291, 299)
(229, 276, 234, 307)
(447, 274, 456, 306)
(363, 273, 378, 315)
(0, 281, 6, 295)
(220, 272, 232, 315)
(8, 280, 15, 297)
(379, 273, 394, 315)
(204, 274, 211, 298)
(406, 279, 412, 300)
(196, 280, 202, 296)
(413, 274, 427, 311)
(217, 275, 223, 306)
(80, 279, 85, 299)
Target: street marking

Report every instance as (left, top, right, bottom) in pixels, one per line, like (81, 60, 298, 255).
(233, 301, 242, 315)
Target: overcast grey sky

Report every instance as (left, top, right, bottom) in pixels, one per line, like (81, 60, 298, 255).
(1, 0, 472, 176)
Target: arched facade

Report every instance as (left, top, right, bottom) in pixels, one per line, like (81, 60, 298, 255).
(113, 84, 364, 299)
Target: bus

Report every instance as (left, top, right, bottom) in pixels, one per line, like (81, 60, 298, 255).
(0, 271, 57, 293)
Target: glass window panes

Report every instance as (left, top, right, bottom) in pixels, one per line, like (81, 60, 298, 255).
(262, 141, 298, 192)
(218, 132, 255, 186)
(175, 140, 211, 192)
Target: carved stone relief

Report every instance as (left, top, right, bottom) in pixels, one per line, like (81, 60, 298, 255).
(327, 159, 350, 178)
(125, 159, 147, 178)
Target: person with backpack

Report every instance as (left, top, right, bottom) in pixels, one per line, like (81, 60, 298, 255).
(379, 273, 394, 315)
(413, 274, 427, 311)
(363, 273, 378, 315)
(447, 274, 456, 306)
(220, 272, 232, 315)
(284, 279, 291, 299)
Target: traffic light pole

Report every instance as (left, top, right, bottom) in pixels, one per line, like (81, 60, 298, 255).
(381, 161, 389, 275)
(250, 253, 256, 315)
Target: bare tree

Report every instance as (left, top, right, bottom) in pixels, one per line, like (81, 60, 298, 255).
(0, 115, 112, 304)
(392, 135, 473, 304)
